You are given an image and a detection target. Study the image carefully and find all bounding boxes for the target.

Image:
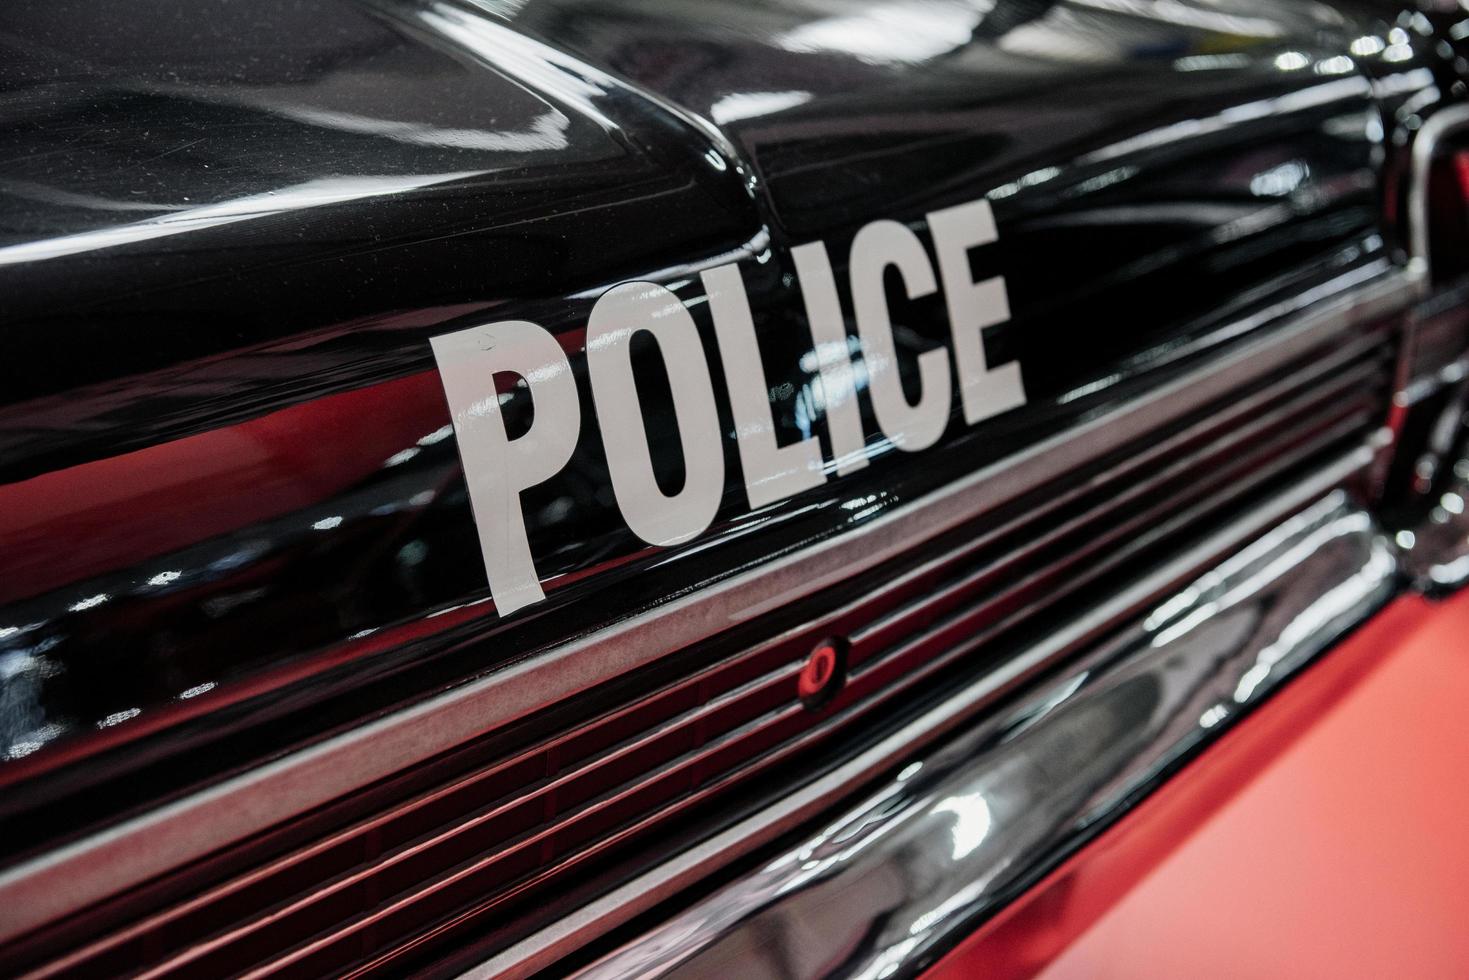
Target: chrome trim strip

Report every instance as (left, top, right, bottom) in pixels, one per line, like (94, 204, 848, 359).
(467, 449, 1380, 979)
(1408, 102, 1469, 287)
(1398, 374, 1469, 592)
(1391, 104, 1469, 584)
(570, 491, 1396, 980)
(0, 266, 1412, 947)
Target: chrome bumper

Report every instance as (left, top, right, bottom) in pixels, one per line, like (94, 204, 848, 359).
(560, 482, 1398, 979)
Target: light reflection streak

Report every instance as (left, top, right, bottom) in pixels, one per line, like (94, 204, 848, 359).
(262, 106, 568, 152)
(1081, 77, 1370, 165)
(0, 172, 485, 267)
(5, 723, 64, 760)
(1071, 0, 1286, 39)
(97, 707, 141, 729)
(1235, 542, 1395, 702)
(1173, 53, 1252, 72)
(934, 792, 992, 859)
(987, 165, 1062, 200)
(777, 1, 984, 64)
(418, 425, 455, 446)
(709, 91, 812, 125)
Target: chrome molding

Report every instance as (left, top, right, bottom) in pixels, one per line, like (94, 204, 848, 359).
(1408, 101, 1469, 287)
(572, 491, 1396, 980)
(1397, 370, 1469, 592)
(1391, 100, 1469, 590)
(0, 266, 1413, 948)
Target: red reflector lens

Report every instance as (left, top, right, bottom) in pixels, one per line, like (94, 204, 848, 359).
(798, 638, 846, 707)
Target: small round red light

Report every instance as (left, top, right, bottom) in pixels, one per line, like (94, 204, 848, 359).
(798, 638, 846, 708)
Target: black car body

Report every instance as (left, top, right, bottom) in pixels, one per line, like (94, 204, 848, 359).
(2, 1, 1468, 976)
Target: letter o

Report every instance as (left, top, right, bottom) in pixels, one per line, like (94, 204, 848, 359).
(587, 281, 726, 546)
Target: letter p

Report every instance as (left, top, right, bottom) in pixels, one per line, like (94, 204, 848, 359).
(431, 320, 581, 615)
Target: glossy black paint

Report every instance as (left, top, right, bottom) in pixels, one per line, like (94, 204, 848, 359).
(0, 0, 1447, 851)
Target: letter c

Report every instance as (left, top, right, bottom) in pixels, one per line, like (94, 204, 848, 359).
(849, 220, 952, 452)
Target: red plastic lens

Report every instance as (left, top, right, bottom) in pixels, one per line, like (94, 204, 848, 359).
(798, 639, 845, 706)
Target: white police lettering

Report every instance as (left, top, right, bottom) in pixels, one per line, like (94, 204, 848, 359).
(431, 195, 1025, 614)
